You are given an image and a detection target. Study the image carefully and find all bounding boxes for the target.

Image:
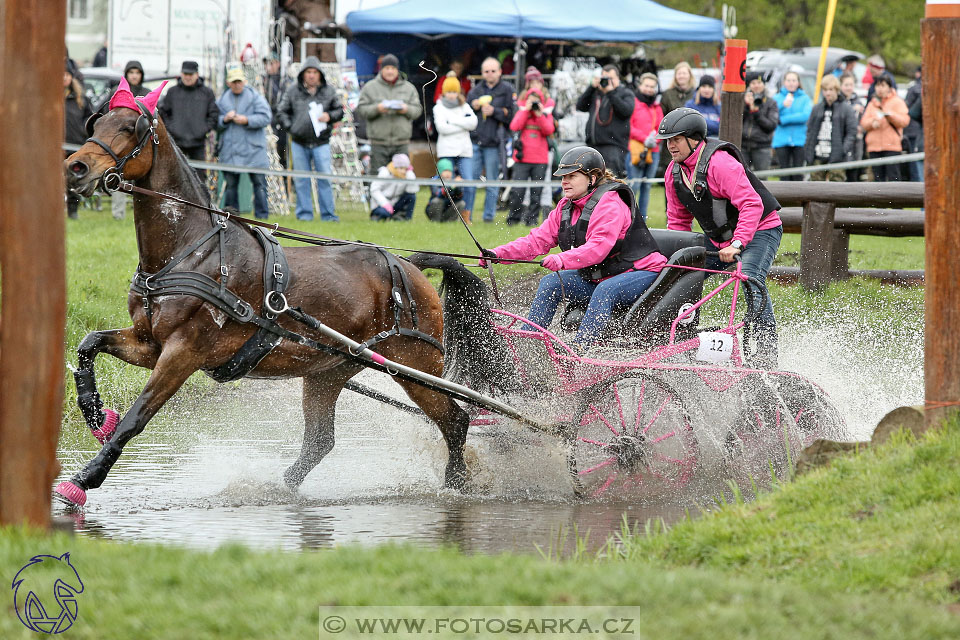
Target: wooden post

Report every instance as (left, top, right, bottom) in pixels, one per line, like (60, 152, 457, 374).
(923, 4, 960, 428)
(0, 0, 67, 527)
(799, 201, 836, 291)
(719, 38, 747, 146)
(830, 229, 851, 280)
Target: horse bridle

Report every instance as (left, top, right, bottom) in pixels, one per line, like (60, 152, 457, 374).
(84, 99, 160, 193)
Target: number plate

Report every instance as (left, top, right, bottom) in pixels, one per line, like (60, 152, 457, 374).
(696, 331, 733, 363)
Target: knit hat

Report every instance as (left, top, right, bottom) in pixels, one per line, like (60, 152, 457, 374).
(380, 54, 399, 69)
(698, 74, 716, 88)
(524, 66, 542, 83)
(441, 76, 461, 94)
(391, 153, 411, 169)
(436, 158, 454, 174)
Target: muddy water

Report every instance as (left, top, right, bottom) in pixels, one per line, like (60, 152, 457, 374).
(54, 316, 923, 554)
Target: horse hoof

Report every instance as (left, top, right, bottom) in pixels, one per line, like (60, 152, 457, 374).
(91, 408, 119, 444)
(54, 481, 87, 508)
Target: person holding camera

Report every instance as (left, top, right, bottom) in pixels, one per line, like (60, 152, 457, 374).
(772, 71, 812, 181)
(507, 67, 556, 226)
(576, 64, 635, 178)
(740, 71, 779, 171)
(627, 73, 663, 220)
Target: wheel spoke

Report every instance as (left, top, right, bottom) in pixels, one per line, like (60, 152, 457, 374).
(579, 456, 616, 476)
(591, 472, 618, 498)
(632, 380, 646, 435)
(612, 382, 626, 431)
(577, 437, 608, 447)
(649, 430, 677, 444)
(642, 396, 671, 435)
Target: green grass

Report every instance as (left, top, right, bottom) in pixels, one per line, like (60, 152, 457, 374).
(3, 423, 960, 638)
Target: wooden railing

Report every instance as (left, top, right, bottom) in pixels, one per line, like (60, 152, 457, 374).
(762, 182, 925, 290)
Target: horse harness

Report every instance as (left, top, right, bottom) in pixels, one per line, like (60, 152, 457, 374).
(85, 107, 443, 382)
(128, 215, 442, 382)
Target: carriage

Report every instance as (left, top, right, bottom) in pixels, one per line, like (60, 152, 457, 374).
(56, 81, 844, 507)
(407, 229, 846, 498)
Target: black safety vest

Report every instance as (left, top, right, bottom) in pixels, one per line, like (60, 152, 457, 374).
(557, 181, 660, 281)
(671, 139, 781, 243)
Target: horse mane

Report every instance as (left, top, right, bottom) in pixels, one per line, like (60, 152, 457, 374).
(407, 253, 521, 396)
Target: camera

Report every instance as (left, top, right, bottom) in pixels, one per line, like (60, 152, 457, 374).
(754, 96, 763, 107)
(599, 77, 610, 89)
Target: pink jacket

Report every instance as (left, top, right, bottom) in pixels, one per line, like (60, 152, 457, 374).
(494, 189, 667, 276)
(665, 142, 782, 248)
(509, 89, 556, 165)
(630, 98, 663, 152)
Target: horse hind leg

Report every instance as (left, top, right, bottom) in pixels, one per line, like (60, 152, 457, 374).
(74, 328, 160, 442)
(283, 372, 350, 490)
(397, 380, 470, 491)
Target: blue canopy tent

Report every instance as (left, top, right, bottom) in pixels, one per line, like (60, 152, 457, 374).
(345, 0, 723, 76)
(346, 0, 723, 42)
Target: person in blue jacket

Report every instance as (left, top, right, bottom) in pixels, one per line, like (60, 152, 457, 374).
(772, 70, 812, 181)
(684, 75, 721, 137)
(216, 68, 273, 219)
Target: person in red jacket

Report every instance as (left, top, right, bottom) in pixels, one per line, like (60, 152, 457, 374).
(627, 73, 663, 220)
(506, 67, 556, 226)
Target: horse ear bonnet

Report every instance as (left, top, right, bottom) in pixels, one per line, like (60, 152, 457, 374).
(84, 112, 103, 138)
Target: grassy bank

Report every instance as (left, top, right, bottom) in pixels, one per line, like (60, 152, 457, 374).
(3, 422, 959, 638)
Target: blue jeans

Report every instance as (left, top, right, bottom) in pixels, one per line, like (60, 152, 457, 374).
(705, 226, 783, 368)
(291, 141, 337, 221)
(626, 150, 660, 220)
(371, 192, 416, 221)
(528, 269, 659, 345)
(223, 171, 269, 219)
(465, 144, 501, 222)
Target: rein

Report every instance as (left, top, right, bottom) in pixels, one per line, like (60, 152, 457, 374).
(104, 178, 544, 265)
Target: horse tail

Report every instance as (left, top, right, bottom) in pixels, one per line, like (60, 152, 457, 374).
(407, 253, 519, 395)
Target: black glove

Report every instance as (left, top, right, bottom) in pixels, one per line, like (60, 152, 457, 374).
(479, 248, 498, 268)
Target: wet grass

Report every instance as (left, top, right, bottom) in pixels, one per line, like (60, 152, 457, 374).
(3, 423, 960, 638)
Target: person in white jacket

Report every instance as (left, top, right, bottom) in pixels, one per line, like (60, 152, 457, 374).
(433, 74, 478, 223)
(370, 153, 419, 220)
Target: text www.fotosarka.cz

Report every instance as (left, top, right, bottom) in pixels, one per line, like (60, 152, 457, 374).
(318, 606, 642, 638)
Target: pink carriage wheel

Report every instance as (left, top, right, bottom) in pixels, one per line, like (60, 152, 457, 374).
(569, 374, 698, 499)
(771, 374, 847, 446)
(727, 393, 799, 481)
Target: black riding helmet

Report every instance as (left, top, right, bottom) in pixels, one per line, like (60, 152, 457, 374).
(553, 145, 605, 178)
(655, 107, 708, 141)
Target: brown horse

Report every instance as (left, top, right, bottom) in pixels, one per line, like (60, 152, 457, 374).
(59, 90, 468, 507)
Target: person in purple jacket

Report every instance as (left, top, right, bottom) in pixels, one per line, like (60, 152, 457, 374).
(659, 108, 783, 368)
(480, 146, 668, 347)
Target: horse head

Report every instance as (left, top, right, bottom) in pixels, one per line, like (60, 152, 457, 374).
(65, 78, 168, 198)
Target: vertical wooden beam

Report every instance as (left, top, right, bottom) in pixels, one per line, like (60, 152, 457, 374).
(0, 0, 67, 527)
(923, 9, 960, 428)
(799, 201, 837, 291)
(830, 229, 851, 280)
(719, 39, 747, 146)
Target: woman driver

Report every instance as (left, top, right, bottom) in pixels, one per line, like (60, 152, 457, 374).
(481, 146, 667, 348)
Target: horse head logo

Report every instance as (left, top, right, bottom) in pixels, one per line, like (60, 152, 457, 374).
(11, 553, 84, 634)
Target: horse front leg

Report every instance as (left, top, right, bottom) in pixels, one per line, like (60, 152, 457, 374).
(56, 346, 197, 508)
(74, 327, 161, 443)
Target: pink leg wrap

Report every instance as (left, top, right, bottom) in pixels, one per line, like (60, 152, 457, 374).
(91, 408, 119, 444)
(55, 481, 87, 507)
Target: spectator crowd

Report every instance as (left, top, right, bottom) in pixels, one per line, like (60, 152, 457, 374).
(65, 48, 923, 222)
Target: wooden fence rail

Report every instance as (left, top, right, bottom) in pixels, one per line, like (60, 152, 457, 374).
(761, 181, 925, 290)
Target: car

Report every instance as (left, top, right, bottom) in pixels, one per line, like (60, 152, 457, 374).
(79, 67, 178, 112)
(746, 47, 864, 96)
